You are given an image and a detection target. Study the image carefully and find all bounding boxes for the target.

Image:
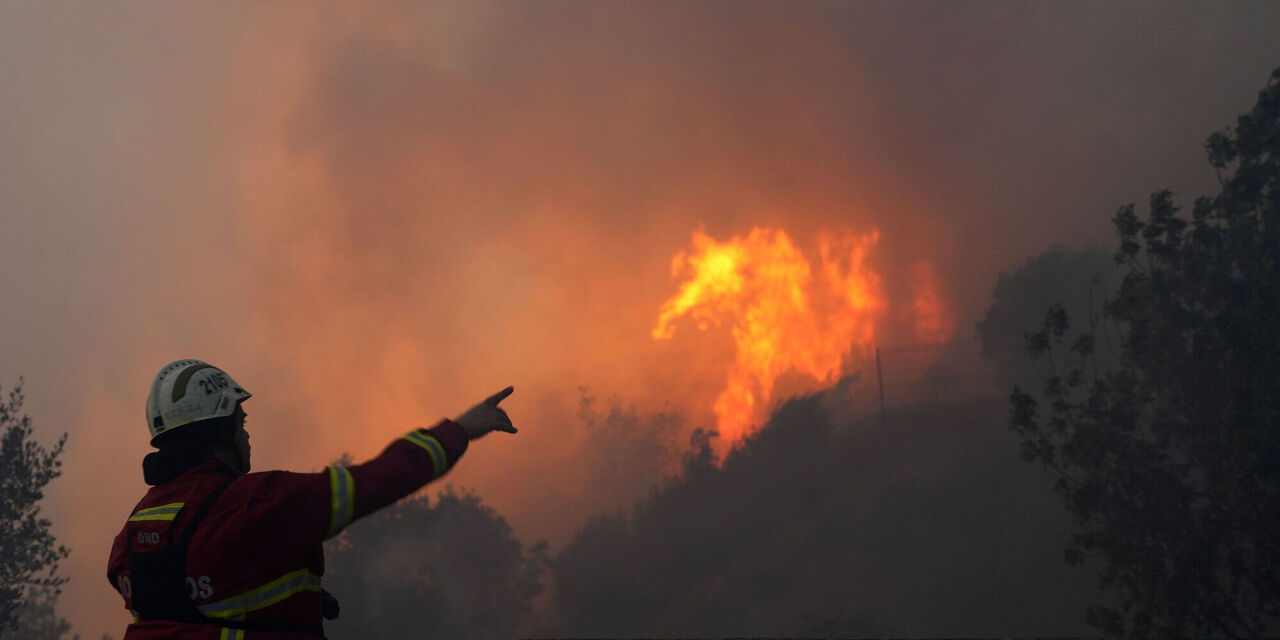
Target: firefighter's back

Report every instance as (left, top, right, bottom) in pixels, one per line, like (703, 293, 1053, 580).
(109, 459, 333, 639)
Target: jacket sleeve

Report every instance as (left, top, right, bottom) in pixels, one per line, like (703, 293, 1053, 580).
(255, 419, 469, 543)
(344, 419, 469, 524)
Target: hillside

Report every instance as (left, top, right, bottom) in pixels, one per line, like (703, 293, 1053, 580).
(549, 383, 1114, 636)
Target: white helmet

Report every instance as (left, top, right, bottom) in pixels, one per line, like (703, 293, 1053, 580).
(146, 359, 251, 444)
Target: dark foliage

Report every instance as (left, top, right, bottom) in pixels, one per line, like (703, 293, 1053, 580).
(0, 379, 68, 632)
(1011, 68, 1280, 636)
(322, 486, 545, 640)
(551, 383, 1105, 636)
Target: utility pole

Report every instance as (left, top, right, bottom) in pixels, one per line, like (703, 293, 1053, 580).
(876, 346, 886, 428)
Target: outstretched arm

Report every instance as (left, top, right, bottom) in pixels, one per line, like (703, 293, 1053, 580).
(309, 386, 517, 540)
(251, 387, 517, 543)
(324, 418, 470, 537)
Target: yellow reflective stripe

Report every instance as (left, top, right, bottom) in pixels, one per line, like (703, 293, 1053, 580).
(401, 430, 446, 477)
(128, 502, 185, 522)
(217, 612, 245, 638)
(326, 466, 355, 539)
(128, 513, 180, 522)
(197, 568, 322, 618)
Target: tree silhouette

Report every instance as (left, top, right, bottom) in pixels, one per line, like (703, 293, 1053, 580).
(1012, 68, 1280, 635)
(0, 379, 68, 632)
(322, 486, 545, 640)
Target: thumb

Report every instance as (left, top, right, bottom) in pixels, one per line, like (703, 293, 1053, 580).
(492, 408, 516, 433)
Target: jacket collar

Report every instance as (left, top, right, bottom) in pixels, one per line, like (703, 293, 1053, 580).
(142, 452, 238, 486)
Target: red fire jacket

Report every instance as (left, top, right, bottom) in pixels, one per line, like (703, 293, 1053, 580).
(107, 420, 468, 639)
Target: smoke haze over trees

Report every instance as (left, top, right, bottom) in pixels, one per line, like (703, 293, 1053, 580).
(547, 385, 1108, 637)
(1, 588, 76, 640)
(576, 388, 681, 511)
(322, 487, 545, 640)
(315, 374, 1111, 637)
(977, 247, 1121, 393)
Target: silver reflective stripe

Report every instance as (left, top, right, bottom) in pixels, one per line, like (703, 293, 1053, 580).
(197, 569, 323, 618)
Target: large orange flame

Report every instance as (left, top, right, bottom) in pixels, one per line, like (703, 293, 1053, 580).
(653, 227, 886, 446)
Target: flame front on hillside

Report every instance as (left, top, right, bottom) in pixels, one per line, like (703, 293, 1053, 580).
(653, 226, 894, 447)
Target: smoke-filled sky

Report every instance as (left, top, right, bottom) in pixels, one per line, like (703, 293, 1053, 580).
(2, 1, 1278, 634)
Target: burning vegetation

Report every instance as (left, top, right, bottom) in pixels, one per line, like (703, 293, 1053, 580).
(652, 226, 953, 448)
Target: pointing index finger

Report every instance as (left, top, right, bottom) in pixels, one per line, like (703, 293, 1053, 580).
(486, 386, 515, 406)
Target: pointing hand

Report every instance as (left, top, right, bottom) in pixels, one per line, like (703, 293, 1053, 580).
(454, 386, 517, 440)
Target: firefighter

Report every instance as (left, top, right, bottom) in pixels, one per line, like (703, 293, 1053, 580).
(107, 359, 516, 638)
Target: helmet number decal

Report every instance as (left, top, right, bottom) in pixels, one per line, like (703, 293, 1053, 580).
(198, 372, 229, 396)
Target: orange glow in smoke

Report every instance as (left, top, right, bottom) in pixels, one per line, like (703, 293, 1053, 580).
(909, 261, 954, 344)
(653, 227, 887, 445)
